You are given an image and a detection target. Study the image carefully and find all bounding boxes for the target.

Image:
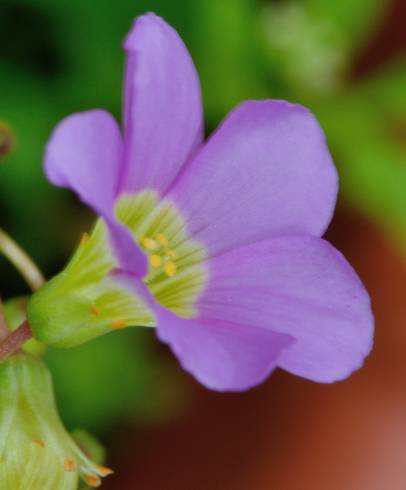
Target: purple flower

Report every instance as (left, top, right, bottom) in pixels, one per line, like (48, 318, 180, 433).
(42, 13, 373, 391)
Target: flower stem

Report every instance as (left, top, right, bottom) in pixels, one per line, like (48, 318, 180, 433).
(0, 320, 32, 361)
(0, 228, 45, 291)
(0, 300, 9, 341)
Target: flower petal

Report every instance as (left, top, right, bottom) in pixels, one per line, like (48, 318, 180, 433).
(198, 236, 373, 382)
(156, 307, 293, 391)
(121, 13, 203, 195)
(104, 218, 147, 277)
(45, 109, 122, 216)
(44, 109, 146, 276)
(107, 270, 292, 391)
(168, 100, 338, 256)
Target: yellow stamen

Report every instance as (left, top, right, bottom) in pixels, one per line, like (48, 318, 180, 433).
(149, 254, 162, 268)
(142, 237, 158, 251)
(166, 249, 177, 259)
(156, 233, 168, 247)
(164, 261, 177, 277)
(112, 319, 127, 329)
(63, 459, 76, 472)
(90, 305, 100, 317)
(32, 439, 45, 448)
(80, 232, 90, 246)
(96, 465, 114, 476)
(84, 474, 101, 487)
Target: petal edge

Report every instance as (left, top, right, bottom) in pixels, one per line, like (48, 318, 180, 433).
(121, 13, 204, 195)
(198, 236, 373, 383)
(169, 100, 338, 256)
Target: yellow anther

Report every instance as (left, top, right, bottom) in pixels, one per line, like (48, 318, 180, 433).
(80, 232, 90, 246)
(63, 459, 76, 472)
(142, 237, 158, 251)
(164, 261, 177, 277)
(156, 233, 168, 247)
(84, 474, 101, 487)
(149, 254, 162, 268)
(90, 305, 100, 317)
(32, 439, 45, 448)
(112, 320, 127, 329)
(166, 249, 177, 259)
(96, 465, 114, 476)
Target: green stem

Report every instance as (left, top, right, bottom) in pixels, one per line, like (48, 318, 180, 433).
(0, 228, 45, 291)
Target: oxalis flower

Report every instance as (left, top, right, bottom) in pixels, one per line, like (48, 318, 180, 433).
(28, 13, 373, 391)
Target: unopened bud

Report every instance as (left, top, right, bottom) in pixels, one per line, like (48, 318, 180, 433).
(0, 354, 112, 489)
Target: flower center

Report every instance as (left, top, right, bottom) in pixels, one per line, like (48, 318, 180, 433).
(27, 191, 208, 348)
(142, 233, 178, 277)
(115, 190, 208, 318)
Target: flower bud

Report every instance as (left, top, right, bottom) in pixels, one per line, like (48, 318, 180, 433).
(0, 354, 112, 489)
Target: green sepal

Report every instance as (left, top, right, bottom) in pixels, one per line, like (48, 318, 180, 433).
(0, 354, 112, 489)
(27, 221, 155, 349)
(71, 429, 105, 467)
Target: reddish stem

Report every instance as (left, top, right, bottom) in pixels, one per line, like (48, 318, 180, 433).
(0, 300, 10, 341)
(0, 321, 32, 361)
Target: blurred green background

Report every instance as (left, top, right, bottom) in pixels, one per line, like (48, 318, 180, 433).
(1, 0, 406, 488)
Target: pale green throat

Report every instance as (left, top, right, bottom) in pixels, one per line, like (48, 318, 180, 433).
(27, 191, 208, 348)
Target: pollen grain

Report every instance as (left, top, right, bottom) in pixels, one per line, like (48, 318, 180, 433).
(142, 237, 158, 251)
(164, 261, 177, 277)
(96, 465, 114, 476)
(149, 254, 162, 268)
(63, 459, 76, 472)
(80, 232, 90, 247)
(32, 439, 45, 448)
(156, 233, 168, 247)
(111, 319, 127, 329)
(90, 305, 100, 317)
(84, 474, 101, 487)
